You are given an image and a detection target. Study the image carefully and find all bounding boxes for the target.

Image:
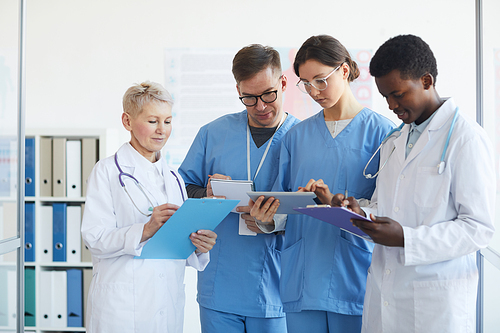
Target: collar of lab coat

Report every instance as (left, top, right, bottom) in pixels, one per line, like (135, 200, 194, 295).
(125, 142, 163, 175)
(392, 97, 456, 168)
(116, 142, 185, 205)
(115, 143, 164, 201)
(118, 142, 161, 168)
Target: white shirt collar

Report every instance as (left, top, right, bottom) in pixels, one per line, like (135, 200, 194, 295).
(126, 142, 163, 175)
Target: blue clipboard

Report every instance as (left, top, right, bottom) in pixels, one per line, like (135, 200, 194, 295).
(135, 198, 239, 259)
(293, 206, 373, 241)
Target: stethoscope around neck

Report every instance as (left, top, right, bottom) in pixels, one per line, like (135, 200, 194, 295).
(114, 152, 185, 216)
(363, 107, 459, 179)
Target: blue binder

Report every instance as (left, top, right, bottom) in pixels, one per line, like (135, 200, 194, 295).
(67, 269, 83, 327)
(135, 198, 239, 259)
(25, 137, 35, 196)
(25, 203, 35, 262)
(53, 203, 67, 261)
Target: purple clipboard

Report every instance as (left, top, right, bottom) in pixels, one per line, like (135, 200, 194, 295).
(293, 206, 373, 241)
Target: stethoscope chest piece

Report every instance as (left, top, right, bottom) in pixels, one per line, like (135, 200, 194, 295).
(437, 161, 445, 175)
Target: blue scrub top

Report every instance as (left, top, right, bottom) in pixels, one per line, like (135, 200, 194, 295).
(273, 108, 394, 315)
(179, 110, 300, 318)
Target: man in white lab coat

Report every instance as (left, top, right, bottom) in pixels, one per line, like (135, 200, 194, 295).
(338, 35, 495, 332)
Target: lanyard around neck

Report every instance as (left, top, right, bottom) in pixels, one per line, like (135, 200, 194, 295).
(246, 113, 285, 182)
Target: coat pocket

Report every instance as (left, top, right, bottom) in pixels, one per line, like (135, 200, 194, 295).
(280, 238, 304, 303)
(413, 278, 476, 333)
(89, 279, 135, 332)
(413, 166, 450, 208)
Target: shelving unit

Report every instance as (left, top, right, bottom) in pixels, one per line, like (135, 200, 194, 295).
(21, 128, 112, 333)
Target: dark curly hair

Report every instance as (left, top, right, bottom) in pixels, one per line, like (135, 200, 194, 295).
(369, 35, 438, 85)
(293, 35, 360, 82)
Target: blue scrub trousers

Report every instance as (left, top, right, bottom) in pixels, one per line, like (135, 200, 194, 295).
(199, 306, 287, 333)
(286, 310, 362, 333)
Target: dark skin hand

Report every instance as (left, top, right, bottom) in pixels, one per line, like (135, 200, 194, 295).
(331, 193, 405, 247)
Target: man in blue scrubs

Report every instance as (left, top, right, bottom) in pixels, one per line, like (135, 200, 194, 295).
(179, 44, 300, 333)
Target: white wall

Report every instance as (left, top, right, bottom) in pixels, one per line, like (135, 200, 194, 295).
(2, 0, 500, 331)
(23, 0, 480, 139)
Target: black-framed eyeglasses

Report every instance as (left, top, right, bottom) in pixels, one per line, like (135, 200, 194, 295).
(239, 75, 283, 107)
(239, 90, 278, 107)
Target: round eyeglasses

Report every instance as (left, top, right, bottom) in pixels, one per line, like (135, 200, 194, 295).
(296, 64, 342, 94)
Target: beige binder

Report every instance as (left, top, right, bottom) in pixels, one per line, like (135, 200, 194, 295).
(40, 137, 53, 196)
(52, 137, 66, 197)
(81, 138, 98, 197)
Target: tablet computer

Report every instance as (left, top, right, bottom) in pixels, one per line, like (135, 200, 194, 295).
(247, 191, 318, 214)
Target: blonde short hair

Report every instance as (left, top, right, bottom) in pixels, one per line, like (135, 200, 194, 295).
(122, 81, 174, 118)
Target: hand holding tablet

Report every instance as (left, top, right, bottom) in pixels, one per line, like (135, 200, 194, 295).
(246, 191, 318, 214)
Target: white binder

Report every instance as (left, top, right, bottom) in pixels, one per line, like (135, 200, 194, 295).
(39, 270, 53, 327)
(66, 205, 82, 263)
(51, 270, 68, 327)
(66, 140, 82, 197)
(40, 205, 53, 262)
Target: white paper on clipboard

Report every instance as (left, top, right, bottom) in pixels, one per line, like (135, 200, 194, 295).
(210, 179, 256, 236)
(210, 179, 254, 212)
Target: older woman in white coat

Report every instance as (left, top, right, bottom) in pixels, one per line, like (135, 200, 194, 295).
(81, 81, 217, 333)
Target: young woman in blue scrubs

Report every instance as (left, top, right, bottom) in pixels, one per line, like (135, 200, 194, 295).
(251, 35, 394, 333)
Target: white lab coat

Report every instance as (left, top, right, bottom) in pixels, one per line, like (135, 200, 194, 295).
(362, 98, 495, 333)
(81, 143, 209, 333)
